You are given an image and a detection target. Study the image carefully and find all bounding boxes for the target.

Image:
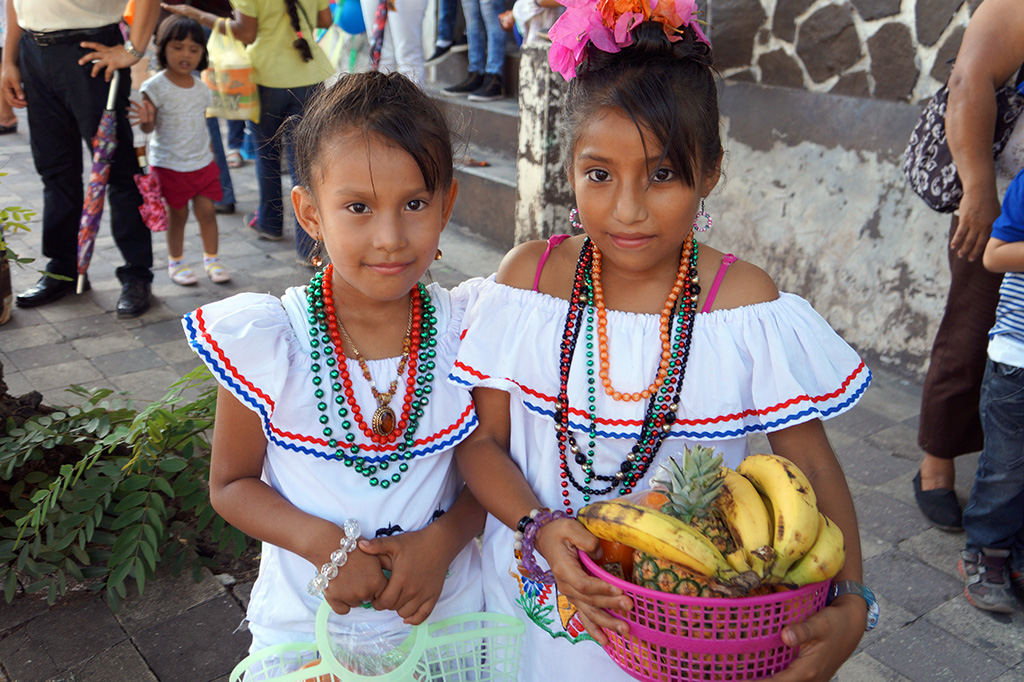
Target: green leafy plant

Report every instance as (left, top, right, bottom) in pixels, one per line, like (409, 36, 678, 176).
(0, 366, 252, 612)
(0, 171, 37, 268)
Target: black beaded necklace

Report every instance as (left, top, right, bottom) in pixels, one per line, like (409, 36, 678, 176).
(553, 238, 699, 513)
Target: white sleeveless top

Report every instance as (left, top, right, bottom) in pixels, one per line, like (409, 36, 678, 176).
(449, 275, 871, 682)
(183, 282, 483, 643)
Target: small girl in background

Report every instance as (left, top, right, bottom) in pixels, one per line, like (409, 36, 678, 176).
(182, 71, 483, 655)
(131, 15, 230, 286)
(452, 9, 874, 682)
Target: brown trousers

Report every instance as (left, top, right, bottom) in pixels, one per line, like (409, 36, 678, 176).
(918, 216, 1005, 458)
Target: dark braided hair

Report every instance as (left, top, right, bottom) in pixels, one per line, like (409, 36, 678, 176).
(563, 22, 720, 188)
(283, 0, 314, 62)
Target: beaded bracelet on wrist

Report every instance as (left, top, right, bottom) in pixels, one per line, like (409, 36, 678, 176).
(306, 519, 361, 598)
(514, 508, 569, 584)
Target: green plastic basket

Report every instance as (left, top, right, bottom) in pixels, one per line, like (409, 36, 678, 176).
(230, 601, 525, 682)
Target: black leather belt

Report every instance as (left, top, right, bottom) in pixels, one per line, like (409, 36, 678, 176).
(24, 23, 119, 48)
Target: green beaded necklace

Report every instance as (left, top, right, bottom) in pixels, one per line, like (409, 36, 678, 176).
(304, 268, 440, 488)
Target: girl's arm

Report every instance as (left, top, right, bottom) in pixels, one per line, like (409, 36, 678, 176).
(357, 484, 486, 624)
(763, 419, 866, 682)
(984, 237, 1024, 272)
(210, 386, 388, 614)
(317, 7, 333, 28)
(455, 387, 630, 644)
(160, 3, 260, 45)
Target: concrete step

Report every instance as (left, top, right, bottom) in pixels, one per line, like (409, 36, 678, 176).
(424, 81, 519, 251)
(452, 143, 516, 251)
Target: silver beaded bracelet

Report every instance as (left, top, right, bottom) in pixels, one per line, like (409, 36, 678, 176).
(306, 519, 361, 598)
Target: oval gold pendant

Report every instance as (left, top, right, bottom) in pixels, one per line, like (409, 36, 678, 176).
(372, 405, 396, 436)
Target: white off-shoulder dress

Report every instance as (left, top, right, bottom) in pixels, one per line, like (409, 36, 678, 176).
(183, 282, 483, 651)
(449, 275, 871, 682)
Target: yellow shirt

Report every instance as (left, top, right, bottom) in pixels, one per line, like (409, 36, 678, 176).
(230, 0, 333, 89)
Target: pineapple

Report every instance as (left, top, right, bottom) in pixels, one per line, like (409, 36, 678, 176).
(632, 446, 749, 597)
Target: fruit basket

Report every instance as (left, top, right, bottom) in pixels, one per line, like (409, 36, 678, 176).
(231, 600, 525, 682)
(579, 551, 829, 682)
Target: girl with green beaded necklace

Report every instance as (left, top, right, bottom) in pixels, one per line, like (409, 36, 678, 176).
(182, 72, 485, 657)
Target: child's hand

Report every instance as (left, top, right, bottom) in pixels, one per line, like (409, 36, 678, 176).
(321, 546, 389, 616)
(357, 529, 450, 625)
(764, 596, 866, 681)
(535, 518, 632, 646)
(499, 10, 515, 31)
(128, 99, 155, 128)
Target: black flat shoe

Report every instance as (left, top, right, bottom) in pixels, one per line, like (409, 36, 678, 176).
(116, 280, 151, 319)
(913, 471, 963, 532)
(15, 273, 85, 308)
(0, 122, 17, 135)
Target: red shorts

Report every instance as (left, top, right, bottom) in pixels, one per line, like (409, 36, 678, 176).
(153, 160, 223, 210)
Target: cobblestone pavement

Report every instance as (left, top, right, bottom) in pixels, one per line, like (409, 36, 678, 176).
(0, 108, 1022, 682)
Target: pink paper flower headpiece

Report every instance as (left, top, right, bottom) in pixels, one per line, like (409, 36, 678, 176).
(547, 0, 709, 81)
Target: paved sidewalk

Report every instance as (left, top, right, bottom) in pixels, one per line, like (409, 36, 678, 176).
(1, 110, 1023, 682)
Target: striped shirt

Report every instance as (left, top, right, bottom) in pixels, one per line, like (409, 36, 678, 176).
(989, 170, 1024, 368)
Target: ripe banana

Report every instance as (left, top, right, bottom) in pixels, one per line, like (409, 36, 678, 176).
(713, 467, 774, 578)
(578, 500, 738, 580)
(782, 512, 845, 587)
(736, 454, 820, 581)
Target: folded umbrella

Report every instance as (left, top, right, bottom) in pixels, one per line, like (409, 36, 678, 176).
(77, 70, 121, 294)
(369, 0, 388, 69)
(134, 144, 167, 233)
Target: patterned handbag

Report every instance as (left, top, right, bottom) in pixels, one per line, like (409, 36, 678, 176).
(903, 70, 1024, 213)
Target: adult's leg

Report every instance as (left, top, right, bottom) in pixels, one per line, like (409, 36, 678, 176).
(281, 85, 317, 260)
(918, 215, 1004, 480)
(388, 0, 429, 85)
(461, 0, 486, 75)
(437, 0, 457, 44)
(480, 0, 505, 76)
(252, 85, 289, 238)
(18, 37, 84, 278)
(227, 119, 245, 151)
(206, 117, 236, 206)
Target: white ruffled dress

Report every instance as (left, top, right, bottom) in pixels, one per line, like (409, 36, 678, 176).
(182, 282, 483, 650)
(448, 276, 871, 682)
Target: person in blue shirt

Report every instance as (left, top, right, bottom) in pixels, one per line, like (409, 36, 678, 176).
(958, 168, 1024, 614)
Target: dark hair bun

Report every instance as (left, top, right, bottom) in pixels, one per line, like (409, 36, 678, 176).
(585, 21, 713, 73)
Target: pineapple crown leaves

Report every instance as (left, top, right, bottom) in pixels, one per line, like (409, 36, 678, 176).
(652, 445, 725, 523)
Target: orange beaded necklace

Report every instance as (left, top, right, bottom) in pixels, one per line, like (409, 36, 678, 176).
(592, 231, 696, 402)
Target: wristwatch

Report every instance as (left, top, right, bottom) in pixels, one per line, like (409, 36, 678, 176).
(827, 580, 879, 631)
(123, 39, 144, 60)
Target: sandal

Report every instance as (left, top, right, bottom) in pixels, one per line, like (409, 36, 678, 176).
(226, 150, 244, 168)
(205, 259, 232, 284)
(168, 262, 199, 286)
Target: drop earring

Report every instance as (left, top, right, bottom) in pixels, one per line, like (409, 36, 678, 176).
(310, 238, 324, 268)
(570, 207, 582, 231)
(692, 200, 712, 232)
(435, 248, 443, 261)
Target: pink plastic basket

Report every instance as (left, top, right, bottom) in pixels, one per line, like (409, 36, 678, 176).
(579, 551, 829, 682)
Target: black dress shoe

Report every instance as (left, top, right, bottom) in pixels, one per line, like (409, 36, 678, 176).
(15, 273, 86, 308)
(913, 471, 964, 532)
(116, 280, 151, 318)
(214, 202, 235, 215)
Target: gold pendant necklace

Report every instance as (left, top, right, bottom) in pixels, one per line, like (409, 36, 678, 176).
(337, 303, 414, 437)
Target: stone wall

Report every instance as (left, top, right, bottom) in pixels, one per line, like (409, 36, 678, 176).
(707, 0, 978, 103)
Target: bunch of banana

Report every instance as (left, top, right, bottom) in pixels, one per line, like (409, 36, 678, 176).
(577, 450, 846, 597)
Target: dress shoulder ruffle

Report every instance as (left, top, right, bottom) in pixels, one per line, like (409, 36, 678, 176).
(450, 277, 871, 439)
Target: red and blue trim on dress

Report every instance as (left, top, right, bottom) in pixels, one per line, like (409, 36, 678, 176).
(450, 360, 870, 440)
(184, 309, 478, 463)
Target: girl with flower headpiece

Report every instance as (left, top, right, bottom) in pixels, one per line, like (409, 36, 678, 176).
(451, 2, 873, 680)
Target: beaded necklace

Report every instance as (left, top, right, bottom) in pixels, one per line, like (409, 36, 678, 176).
(304, 264, 440, 488)
(553, 237, 699, 513)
